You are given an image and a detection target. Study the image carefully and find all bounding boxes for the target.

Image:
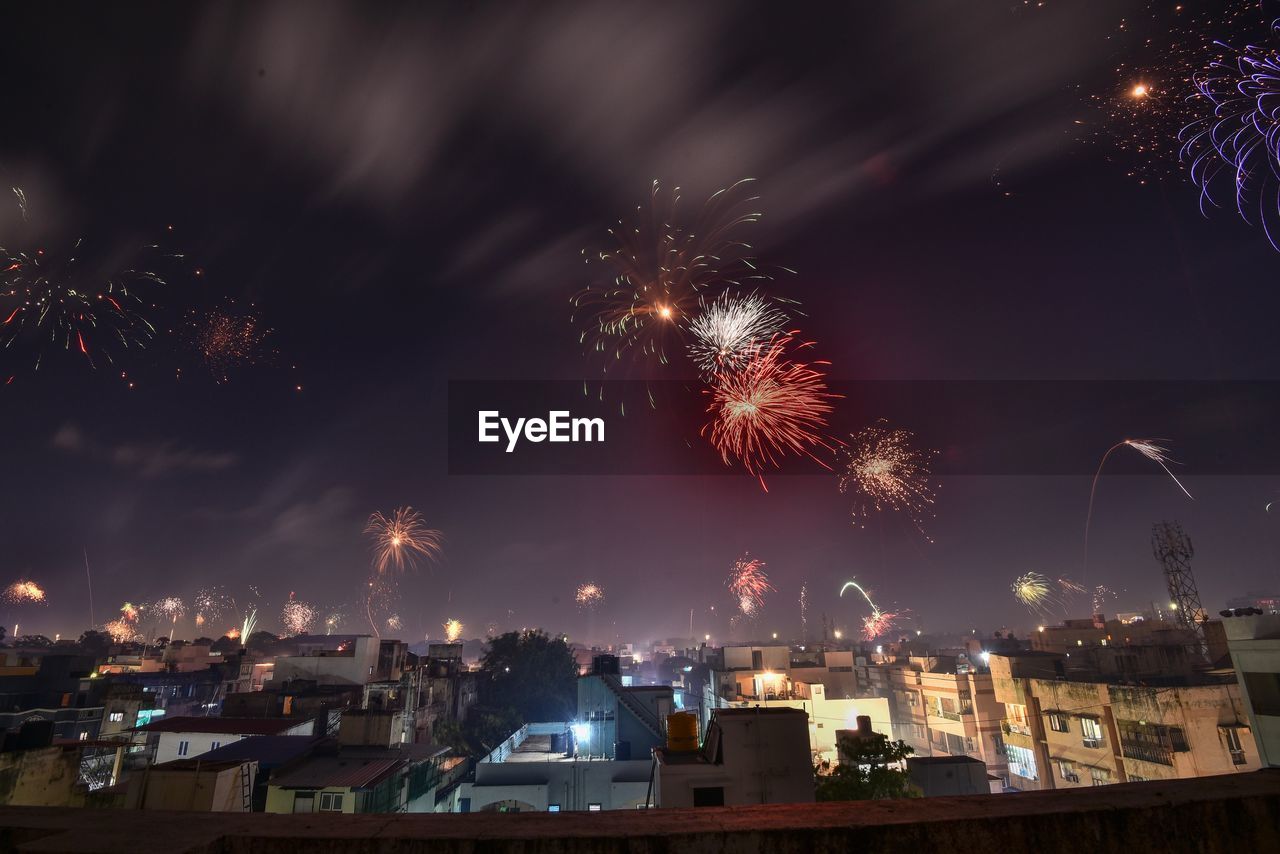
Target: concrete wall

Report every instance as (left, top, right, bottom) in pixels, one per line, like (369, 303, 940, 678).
(1, 771, 1279, 852)
(135, 763, 256, 812)
(463, 758, 652, 812)
(0, 747, 81, 807)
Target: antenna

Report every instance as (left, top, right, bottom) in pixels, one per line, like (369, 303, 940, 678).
(1151, 521, 1207, 659)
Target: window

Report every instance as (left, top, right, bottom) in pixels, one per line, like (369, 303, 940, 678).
(293, 793, 315, 814)
(1222, 727, 1247, 765)
(692, 787, 724, 807)
(547, 805, 560, 813)
(319, 792, 344, 812)
(1080, 717, 1103, 748)
(1006, 705, 1030, 735)
(176, 740, 190, 757)
(1048, 712, 1070, 733)
(1089, 767, 1111, 787)
(1006, 745, 1038, 781)
(78, 732, 88, 741)
(108, 711, 124, 723)
(751, 651, 764, 669)
(211, 741, 221, 750)
(587, 803, 602, 812)
(1057, 760, 1080, 783)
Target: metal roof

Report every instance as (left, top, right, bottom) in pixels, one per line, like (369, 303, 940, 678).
(269, 755, 404, 790)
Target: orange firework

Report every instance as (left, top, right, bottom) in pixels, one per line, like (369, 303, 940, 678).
(364, 507, 443, 575)
(702, 333, 838, 489)
(104, 618, 137, 643)
(839, 419, 938, 540)
(443, 618, 464, 643)
(185, 304, 272, 383)
(575, 583, 604, 610)
(3, 580, 46, 605)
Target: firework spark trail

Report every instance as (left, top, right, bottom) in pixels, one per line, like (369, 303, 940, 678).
(1181, 20, 1280, 249)
(1012, 572, 1062, 616)
(3, 580, 46, 604)
(727, 556, 775, 617)
(1084, 438, 1194, 574)
(838, 419, 939, 540)
(444, 618, 464, 643)
(839, 579, 899, 642)
(365, 507, 443, 575)
(571, 179, 769, 379)
(687, 291, 792, 378)
(799, 582, 808, 640)
(280, 594, 316, 635)
(575, 582, 604, 610)
(702, 333, 838, 491)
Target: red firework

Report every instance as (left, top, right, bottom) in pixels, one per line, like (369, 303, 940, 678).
(726, 555, 775, 616)
(702, 333, 838, 489)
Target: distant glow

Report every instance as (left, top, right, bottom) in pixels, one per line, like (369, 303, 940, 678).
(981, 651, 991, 665)
(572, 723, 590, 743)
(1131, 83, 1149, 98)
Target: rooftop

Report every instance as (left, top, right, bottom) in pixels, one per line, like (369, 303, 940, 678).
(132, 716, 308, 735)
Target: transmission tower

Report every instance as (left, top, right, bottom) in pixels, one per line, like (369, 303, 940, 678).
(1151, 521, 1207, 658)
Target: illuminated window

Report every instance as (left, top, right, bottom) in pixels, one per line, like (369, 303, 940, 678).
(108, 711, 124, 723)
(1006, 745, 1037, 781)
(1080, 717, 1103, 748)
(587, 803, 602, 812)
(547, 804, 560, 813)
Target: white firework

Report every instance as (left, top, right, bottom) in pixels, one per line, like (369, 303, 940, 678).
(687, 292, 790, 377)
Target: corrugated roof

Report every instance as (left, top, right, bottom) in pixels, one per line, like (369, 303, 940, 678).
(270, 755, 404, 789)
(132, 716, 309, 735)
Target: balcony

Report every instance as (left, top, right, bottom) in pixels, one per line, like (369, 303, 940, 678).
(1122, 742, 1174, 767)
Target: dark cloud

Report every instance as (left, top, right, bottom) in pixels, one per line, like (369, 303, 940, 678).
(52, 423, 239, 478)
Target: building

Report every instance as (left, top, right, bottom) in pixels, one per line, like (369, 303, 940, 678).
(133, 715, 316, 764)
(990, 651, 1261, 791)
(1222, 610, 1280, 767)
(264, 734, 453, 815)
(854, 654, 1008, 780)
(575, 657, 672, 760)
(907, 755, 997, 796)
(454, 722, 652, 812)
(654, 707, 814, 807)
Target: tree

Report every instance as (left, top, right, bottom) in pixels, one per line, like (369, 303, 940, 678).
(815, 733, 917, 801)
(78, 630, 112, 658)
(478, 630, 578, 723)
(246, 631, 280, 653)
(211, 635, 241, 654)
(435, 706, 523, 757)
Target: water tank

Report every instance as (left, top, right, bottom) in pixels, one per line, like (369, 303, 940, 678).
(666, 711, 698, 752)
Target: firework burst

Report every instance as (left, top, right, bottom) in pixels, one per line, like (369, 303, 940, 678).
(727, 556, 775, 617)
(838, 419, 938, 539)
(575, 582, 605, 610)
(280, 594, 316, 636)
(103, 618, 138, 643)
(324, 610, 344, 635)
(365, 507, 443, 575)
(687, 291, 792, 378)
(386, 614, 403, 633)
(0, 191, 177, 375)
(571, 179, 768, 377)
(3, 580, 46, 605)
(443, 618, 464, 643)
(1092, 584, 1118, 614)
(702, 333, 838, 489)
(1181, 21, 1280, 249)
(1084, 1, 1266, 184)
(119, 601, 139, 623)
(184, 303, 273, 383)
(1012, 572, 1061, 615)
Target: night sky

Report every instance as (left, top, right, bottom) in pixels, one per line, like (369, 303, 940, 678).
(2, 1, 1279, 644)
